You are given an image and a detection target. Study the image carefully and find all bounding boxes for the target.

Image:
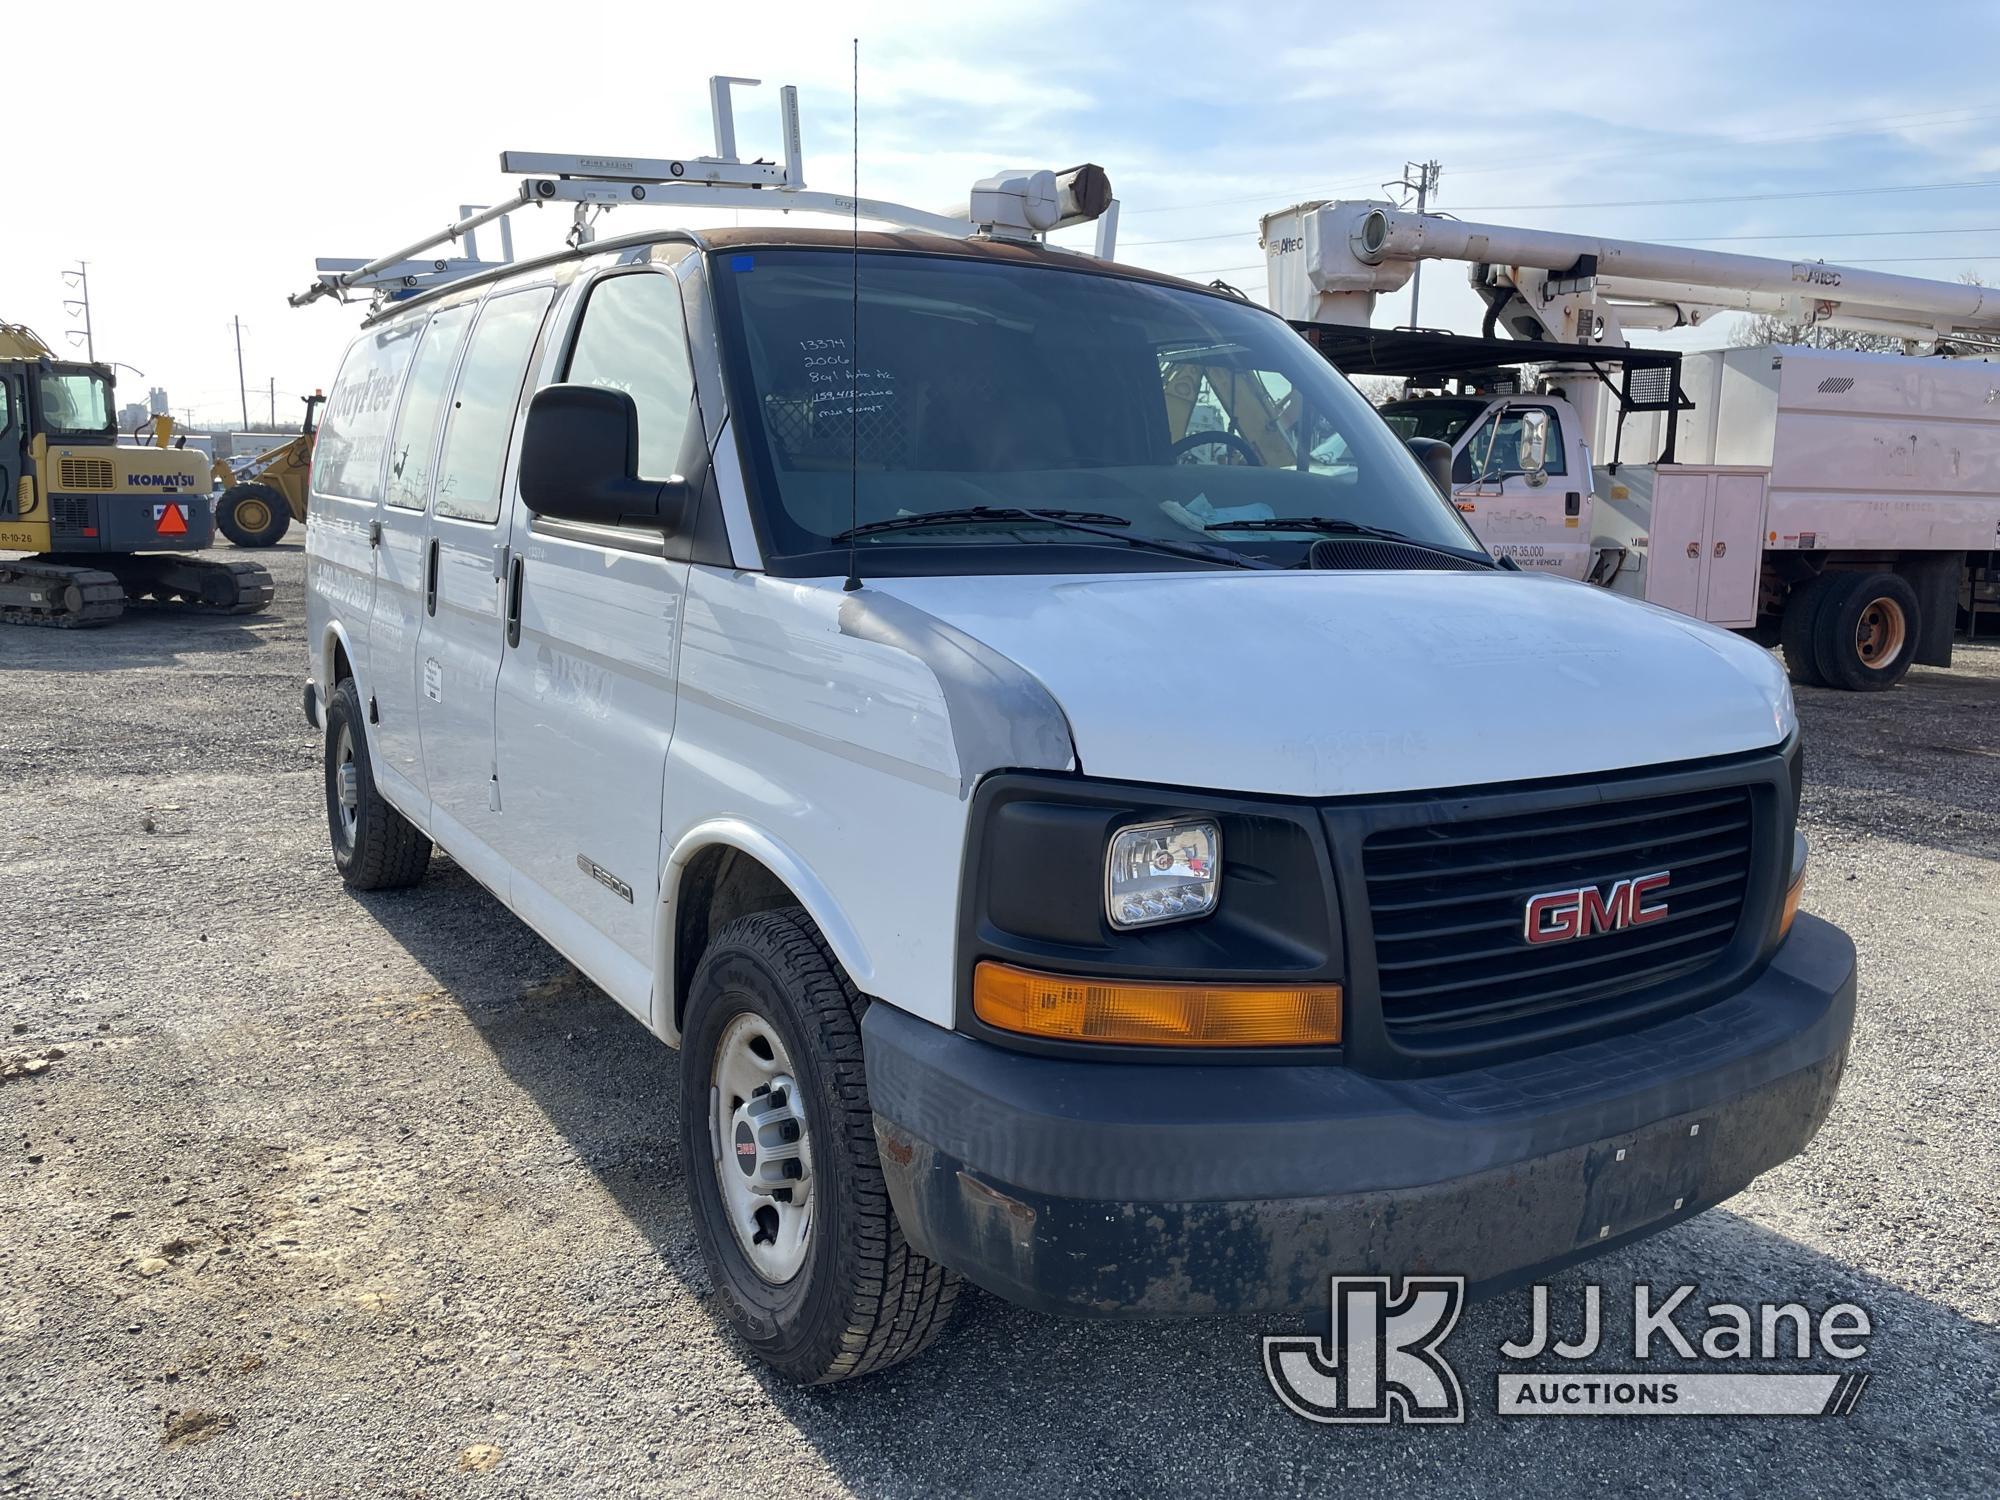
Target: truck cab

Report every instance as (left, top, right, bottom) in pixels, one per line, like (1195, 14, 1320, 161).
(1377, 391, 1595, 579)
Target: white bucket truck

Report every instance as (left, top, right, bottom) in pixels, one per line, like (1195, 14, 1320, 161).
(1264, 199, 2000, 689)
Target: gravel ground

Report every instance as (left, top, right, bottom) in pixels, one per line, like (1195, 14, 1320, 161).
(2, 540, 1996, 1498)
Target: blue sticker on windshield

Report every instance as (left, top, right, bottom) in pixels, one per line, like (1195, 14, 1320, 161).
(730, 255, 755, 272)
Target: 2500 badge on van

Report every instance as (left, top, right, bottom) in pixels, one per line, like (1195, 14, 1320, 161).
(299, 145, 1854, 1384)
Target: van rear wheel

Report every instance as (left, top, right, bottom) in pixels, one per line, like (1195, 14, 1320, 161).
(323, 679, 432, 889)
(679, 907, 960, 1384)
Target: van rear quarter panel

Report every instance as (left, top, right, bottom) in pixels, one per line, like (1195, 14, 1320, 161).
(665, 567, 970, 1027)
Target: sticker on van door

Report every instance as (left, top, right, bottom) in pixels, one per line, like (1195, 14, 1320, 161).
(423, 658, 441, 702)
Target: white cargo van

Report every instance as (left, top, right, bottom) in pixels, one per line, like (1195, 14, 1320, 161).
(303, 221, 1855, 1384)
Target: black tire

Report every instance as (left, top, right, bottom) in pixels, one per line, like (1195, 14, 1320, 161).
(323, 679, 431, 889)
(217, 483, 291, 548)
(1779, 573, 1842, 687)
(680, 907, 959, 1384)
(1814, 571, 1920, 692)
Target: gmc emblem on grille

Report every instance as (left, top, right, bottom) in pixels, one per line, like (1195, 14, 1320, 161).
(1524, 871, 1671, 945)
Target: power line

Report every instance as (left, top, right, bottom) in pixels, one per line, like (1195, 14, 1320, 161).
(1452, 177, 2000, 213)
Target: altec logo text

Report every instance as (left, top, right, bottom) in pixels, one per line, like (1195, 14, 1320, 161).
(1524, 870, 1670, 945)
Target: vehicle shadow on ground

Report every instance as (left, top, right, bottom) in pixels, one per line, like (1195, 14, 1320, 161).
(0, 613, 274, 669)
(356, 862, 2000, 1498)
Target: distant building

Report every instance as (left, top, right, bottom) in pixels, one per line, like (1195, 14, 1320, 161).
(118, 402, 150, 432)
(147, 386, 170, 417)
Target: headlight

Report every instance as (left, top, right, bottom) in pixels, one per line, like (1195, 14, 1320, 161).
(1105, 818, 1221, 929)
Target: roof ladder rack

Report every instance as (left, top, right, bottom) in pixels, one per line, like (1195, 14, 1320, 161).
(291, 75, 1117, 310)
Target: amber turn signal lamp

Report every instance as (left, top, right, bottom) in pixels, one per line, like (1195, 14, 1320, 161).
(972, 962, 1342, 1047)
(1778, 870, 1806, 943)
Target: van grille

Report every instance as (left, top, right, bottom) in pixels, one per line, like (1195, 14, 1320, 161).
(58, 457, 115, 491)
(1361, 784, 1755, 1040)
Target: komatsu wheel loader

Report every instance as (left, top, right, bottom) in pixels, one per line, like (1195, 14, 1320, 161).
(0, 320, 273, 627)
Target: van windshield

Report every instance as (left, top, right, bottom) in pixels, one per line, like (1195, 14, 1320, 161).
(710, 249, 1486, 572)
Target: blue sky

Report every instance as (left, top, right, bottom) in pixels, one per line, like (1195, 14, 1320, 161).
(10, 0, 2000, 424)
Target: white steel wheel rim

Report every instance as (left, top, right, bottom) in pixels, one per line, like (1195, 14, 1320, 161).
(709, 1011, 815, 1284)
(333, 723, 360, 844)
(1855, 596, 1906, 667)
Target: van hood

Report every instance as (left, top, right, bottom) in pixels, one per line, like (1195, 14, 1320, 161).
(864, 571, 1794, 798)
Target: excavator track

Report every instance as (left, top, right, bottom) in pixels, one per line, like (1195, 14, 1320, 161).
(0, 560, 127, 628)
(118, 556, 277, 616)
(0, 554, 275, 627)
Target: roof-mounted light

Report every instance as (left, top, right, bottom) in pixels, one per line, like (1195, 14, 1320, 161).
(969, 163, 1113, 240)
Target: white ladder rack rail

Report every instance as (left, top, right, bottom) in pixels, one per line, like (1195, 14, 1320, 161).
(289, 77, 984, 309)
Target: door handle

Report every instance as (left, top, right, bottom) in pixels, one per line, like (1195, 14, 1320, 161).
(505, 555, 524, 648)
(368, 518, 382, 547)
(424, 536, 440, 617)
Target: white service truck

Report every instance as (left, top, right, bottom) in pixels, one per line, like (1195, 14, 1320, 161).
(1265, 199, 2000, 689)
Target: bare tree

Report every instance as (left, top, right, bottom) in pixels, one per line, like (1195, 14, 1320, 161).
(1731, 271, 1987, 353)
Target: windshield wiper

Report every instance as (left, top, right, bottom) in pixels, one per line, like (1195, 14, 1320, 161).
(833, 505, 1129, 539)
(834, 505, 1272, 570)
(1204, 516, 1495, 566)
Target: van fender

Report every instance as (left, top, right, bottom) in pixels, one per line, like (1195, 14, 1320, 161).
(653, 818, 874, 1048)
(319, 619, 361, 720)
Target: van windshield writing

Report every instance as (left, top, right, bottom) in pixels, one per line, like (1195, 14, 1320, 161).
(710, 250, 1484, 570)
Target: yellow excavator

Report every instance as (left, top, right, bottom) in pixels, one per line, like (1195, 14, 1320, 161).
(210, 391, 324, 547)
(0, 320, 273, 627)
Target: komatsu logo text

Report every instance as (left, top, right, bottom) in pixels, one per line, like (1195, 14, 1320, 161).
(129, 472, 191, 489)
(1524, 872, 1670, 945)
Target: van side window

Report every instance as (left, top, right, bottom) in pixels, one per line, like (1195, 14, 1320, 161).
(312, 319, 424, 500)
(384, 304, 475, 511)
(564, 273, 696, 480)
(1453, 407, 1567, 483)
(434, 286, 556, 524)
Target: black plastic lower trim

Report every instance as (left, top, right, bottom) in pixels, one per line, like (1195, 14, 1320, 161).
(866, 913, 1855, 1317)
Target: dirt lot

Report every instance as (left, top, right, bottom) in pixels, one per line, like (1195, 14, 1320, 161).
(2, 539, 1997, 1498)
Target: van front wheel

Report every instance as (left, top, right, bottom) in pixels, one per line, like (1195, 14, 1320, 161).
(679, 907, 960, 1383)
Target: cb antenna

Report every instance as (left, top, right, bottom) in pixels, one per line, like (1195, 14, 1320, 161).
(843, 37, 864, 593)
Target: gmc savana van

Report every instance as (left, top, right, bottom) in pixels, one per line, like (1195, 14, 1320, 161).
(303, 221, 1855, 1384)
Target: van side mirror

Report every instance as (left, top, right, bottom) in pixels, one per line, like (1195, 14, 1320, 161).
(1405, 436, 1453, 497)
(519, 384, 689, 530)
(1518, 408, 1551, 488)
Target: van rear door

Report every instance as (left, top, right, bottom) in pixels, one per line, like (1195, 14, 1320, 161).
(367, 303, 476, 813)
(411, 284, 556, 890)
(307, 317, 425, 770)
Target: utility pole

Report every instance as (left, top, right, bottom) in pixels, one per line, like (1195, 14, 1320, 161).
(1384, 160, 1441, 330)
(269, 376, 276, 428)
(60, 262, 95, 361)
(233, 316, 250, 432)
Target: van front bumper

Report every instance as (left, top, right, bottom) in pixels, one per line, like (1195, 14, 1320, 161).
(863, 913, 1855, 1317)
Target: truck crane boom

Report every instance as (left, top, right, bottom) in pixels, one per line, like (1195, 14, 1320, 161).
(1264, 198, 2000, 349)
(1260, 198, 2000, 692)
